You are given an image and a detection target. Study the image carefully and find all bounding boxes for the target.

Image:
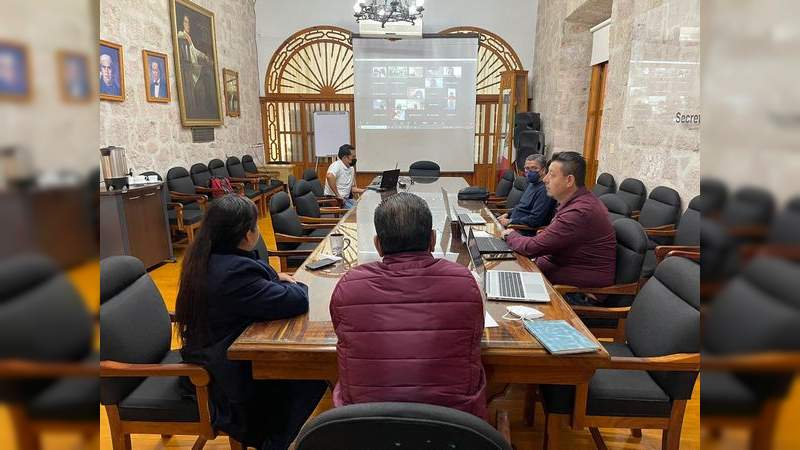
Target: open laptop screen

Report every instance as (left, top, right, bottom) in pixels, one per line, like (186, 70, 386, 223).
(467, 227, 485, 276)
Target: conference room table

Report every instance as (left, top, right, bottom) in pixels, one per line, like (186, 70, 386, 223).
(228, 177, 609, 389)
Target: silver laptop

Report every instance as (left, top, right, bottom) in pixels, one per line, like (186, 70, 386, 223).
(441, 187, 485, 224)
(467, 227, 550, 302)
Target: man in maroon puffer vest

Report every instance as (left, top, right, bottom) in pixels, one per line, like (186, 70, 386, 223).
(330, 192, 487, 419)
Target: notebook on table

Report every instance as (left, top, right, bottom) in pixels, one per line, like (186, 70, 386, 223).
(522, 319, 601, 355)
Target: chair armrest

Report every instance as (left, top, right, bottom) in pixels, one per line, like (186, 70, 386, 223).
(570, 305, 632, 319)
(275, 233, 325, 243)
(170, 191, 207, 203)
(630, 210, 641, 220)
(643, 224, 676, 234)
(299, 216, 341, 224)
(491, 208, 510, 215)
(554, 282, 640, 296)
(486, 196, 506, 203)
(664, 250, 700, 262)
(601, 353, 700, 371)
(266, 249, 316, 257)
(100, 360, 210, 386)
(646, 228, 677, 238)
(167, 202, 184, 228)
(740, 244, 800, 262)
(319, 207, 349, 215)
(301, 223, 337, 230)
(702, 352, 800, 372)
(655, 245, 700, 264)
(727, 224, 769, 239)
(0, 359, 99, 377)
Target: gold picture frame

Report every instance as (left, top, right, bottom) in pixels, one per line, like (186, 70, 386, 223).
(170, 0, 223, 126)
(142, 50, 171, 103)
(99, 39, 125, 102)
(223, 68, 240, 117)
(0, 39, 32, 102)
(57, 50, 92, 103)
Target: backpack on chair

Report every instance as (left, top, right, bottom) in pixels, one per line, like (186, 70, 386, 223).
(209, 176, 234, 198)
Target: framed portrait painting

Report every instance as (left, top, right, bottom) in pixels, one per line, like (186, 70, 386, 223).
(223, 68, 239, 117)
(99, 40, 125, 101)
(0, 40, 32, 101)
(57, 50, 91, 103)
(142, 50, 171, 103)
(170, 0, 223, 126)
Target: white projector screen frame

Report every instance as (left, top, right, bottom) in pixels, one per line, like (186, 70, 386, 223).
(352, 36, 479, 172)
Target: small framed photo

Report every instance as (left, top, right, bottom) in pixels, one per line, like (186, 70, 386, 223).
(99, 40, 125, 101)
(0, 40, 32, 101)
(57, 50, 91, 103)
(223, 68, 239, 117)
(143, 50, 171, 103)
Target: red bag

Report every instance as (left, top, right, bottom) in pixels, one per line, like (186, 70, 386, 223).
(209, 177, 234, 198)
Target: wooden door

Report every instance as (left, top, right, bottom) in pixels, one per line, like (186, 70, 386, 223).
(583, 62, 607, 188)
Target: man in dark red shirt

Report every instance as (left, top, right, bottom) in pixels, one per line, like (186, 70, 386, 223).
(501, 152, 616, 302)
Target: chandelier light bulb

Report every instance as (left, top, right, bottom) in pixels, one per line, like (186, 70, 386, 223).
(353, 2, 361, 13)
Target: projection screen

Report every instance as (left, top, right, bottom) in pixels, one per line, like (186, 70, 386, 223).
(353, 36, 479, 172)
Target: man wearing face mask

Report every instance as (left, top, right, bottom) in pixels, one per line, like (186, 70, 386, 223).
(497, 154, 555, 230)
(325, 144, 364, 209)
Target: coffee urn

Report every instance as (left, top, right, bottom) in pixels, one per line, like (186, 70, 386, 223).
(100, 146, 130, 190)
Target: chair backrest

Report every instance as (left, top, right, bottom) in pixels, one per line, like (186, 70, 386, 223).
(674, 195, 702, 246)
(638, 186, 682, 233)
(140, 171, 162, 181)
(241, 154, 258, 173)
(295, 402, 512, 450)
(703, 257, 800, 399)
(293, 180, 322, 218)
(700, 219, 738, 282)
(494, 170, 515, 198)
(208, 159, 230, 178)
(302, 168, 325, 197)
(288, 174, 297, 195)
(721, 186, 775, 228)
(99, 256, 172, 406)
(409, 160, 441, 178)
(768, 197, 800, 244)
(626, 256, 700, 400)
(592, 172, 616, 197)
(617, 178, 647, 212)
(505, 176, 528, 209)
(166, 167, 197, 199)
(700, 177, 727, 216)
(599, 193, 631, 222)
(269, 192, 304, 248)
(226, 156, 247, 178)
(190, 163, 212, 188)
(607, 219, 648, 307)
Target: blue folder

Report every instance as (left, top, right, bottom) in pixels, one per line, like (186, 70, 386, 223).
(523, 319, 601, 355)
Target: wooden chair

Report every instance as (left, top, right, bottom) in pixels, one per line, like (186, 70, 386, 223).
(617, 178, 647, 219)
(409, 160, 441, 178)
(591, 172, 616, 197)
(209, 158, 266, 216)
(540, 255, 701, 450)
(165, 166, 208, 245)
(301, 169, 343, 207)
(643, 194, 702, 277)
(487, 169, 516, 203)
(268, 192, 336, 272)
(599, 193, 632, 223)
(488, 176, 527, 216)
(701, 256, 800, 450)
(227, 156, 284, 203)
(99, 256, 243, 450)
(720, 186, 775, 241)
(292, 180, 348, 224)
(294, 402, 512, 450)
(0, 254, 98, 450)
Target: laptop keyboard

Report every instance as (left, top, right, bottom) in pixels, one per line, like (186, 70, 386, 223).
(499, 271, 525, 298)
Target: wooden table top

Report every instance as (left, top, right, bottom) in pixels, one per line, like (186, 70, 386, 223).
(229, 177, 608, 374)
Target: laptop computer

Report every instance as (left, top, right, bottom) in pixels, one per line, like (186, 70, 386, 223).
(467, 227, 550, 302)
(441, 187, 486, 225)
(366, 169, 401, 192)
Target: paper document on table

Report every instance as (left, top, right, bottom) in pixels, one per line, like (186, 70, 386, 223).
(484, 311, 499, 328)
(472, 230, 493, 238)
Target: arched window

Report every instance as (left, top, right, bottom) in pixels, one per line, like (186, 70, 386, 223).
(438, 27, 523, 95)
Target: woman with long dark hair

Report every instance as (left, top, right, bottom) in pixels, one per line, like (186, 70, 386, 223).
(175, 194, 326, 450)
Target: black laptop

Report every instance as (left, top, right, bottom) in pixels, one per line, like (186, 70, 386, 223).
(366, 169, 400, 192)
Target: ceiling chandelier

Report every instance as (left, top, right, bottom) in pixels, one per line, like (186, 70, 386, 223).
(353, 0, 425, 27)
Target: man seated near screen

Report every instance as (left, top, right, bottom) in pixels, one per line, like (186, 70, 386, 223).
(501, 151, 616, 305)
(325, 144, 364, 209)
(330, 193, 487, 419)
(497, 154, 556, 231)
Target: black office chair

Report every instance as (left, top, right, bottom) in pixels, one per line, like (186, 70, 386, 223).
(700, 177, 728, 218)
(489, 170, 516, 201)
(288, 174, 297, 195)
(489, 176, 527, 216)
(295, 402, 512, 450)
(241, 154, 285, 192)
(409, 160, 441, 178)
(640, 195, 702, 278)
(99, 256, 243, 450)
(302, 168, 343, 206)
(638, 186, 682, 249)
(227, 156, 283, 198)
(702, 257, 800, 450)
(721, 186, 775, 241)
(592, 173, 617, 197)
(599, 193, 631, 222)
(617, 178, 648, 216)
(554, 218, 648, 342)
(0, 254, 98, 450)
(292, 180, 347, 223)
(166, 167, 208, 243)
(541, 255, 700, 450)
(209, 158, 266, 215)
(268, 192, 335, 271)
(700, 218, 740, 299)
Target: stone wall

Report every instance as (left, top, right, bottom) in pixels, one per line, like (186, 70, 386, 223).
(532, 0, 700, 205)
(100, 0, 262, 177)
